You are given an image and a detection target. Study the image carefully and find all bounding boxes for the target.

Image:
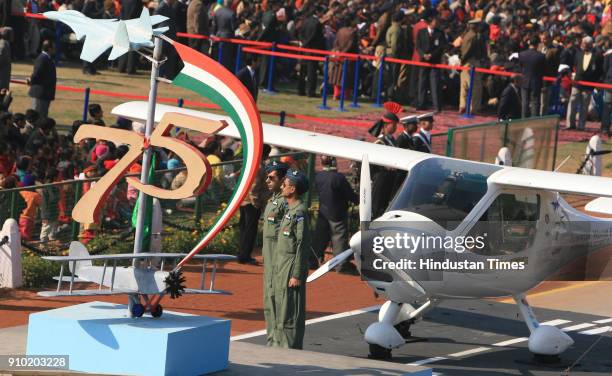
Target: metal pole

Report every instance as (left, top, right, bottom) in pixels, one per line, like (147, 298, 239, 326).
(373, 55, 385, 107)
(177, 98, 184, 107)
(318, 56, 330, 110)
(217, 41, 223, 63)
(71, 181, 82, 240)
(279, 111, 286, 127)
(462, 66, 475, 118)
(304, 153, 316, 209)
(235, 45, 242, 74)
(551, 118, 560, 171)
(81, 87, 90, 122)
(337, 58, 348, 112)
(133, 37, 163, 255)
(350, 57, 360, 108)
(55, 23, 62, 66)
(9, 191, 17, 219)
(265, 43, 276, 93)
(194, 195, 202, 224)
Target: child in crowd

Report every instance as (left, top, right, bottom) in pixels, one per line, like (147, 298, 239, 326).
(18, 174, 41, 241)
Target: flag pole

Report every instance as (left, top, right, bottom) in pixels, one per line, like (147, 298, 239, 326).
(133, 37, 163, 256)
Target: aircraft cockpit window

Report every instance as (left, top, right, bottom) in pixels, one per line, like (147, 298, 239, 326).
(469, 193, 540, 255)
(388, 158, 501, 230)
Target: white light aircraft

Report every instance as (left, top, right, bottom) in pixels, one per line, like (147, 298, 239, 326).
(113, 101, 612, 360)
(43, 8, 168, 62)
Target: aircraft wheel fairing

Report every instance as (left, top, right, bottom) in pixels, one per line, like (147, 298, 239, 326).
(528, 325, 574, 355)
(368, 343, 392, 360)
(151, 304, 163, 318)
(131, 303, 145, 318)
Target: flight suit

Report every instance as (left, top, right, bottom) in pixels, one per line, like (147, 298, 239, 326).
(272, 200, 310, 349)
(262, 191, 286, 346)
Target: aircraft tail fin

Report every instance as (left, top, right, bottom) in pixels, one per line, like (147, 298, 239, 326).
(585, 197, 612, 216)
(109, 20, 130, 60)
(68, 241, 92, 275)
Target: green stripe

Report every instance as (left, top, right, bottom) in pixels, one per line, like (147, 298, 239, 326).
(172, 72, 249, 228)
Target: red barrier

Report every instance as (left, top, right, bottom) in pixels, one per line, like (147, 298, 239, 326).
(9, 78, 372, 127)
(242, 47, 326, 62)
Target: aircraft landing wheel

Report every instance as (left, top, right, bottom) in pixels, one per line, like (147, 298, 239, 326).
(131, 303, 145, 318)
(151, 304, 163, 318)
(368, 343, 392, 360)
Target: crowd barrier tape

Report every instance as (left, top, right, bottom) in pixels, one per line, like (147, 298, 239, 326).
(9, 78, 373, 128)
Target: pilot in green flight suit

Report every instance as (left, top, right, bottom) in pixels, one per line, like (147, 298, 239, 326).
(261, 161, 289, 346)
(272, 169, 311, 349)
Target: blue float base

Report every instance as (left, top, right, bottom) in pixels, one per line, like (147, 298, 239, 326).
(26, 301, 230, 376)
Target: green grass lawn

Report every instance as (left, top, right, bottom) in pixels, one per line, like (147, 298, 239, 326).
(10, 61, 376, 129)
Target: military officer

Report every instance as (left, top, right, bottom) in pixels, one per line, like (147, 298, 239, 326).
(272, 169, 311, 349)
(394, 115, 418, 193)
(413, 113, 434, 153)
(262, 160, 289, 346)
(369, 107, 399, 218)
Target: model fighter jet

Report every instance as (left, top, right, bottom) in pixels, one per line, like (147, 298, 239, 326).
(113, 101, 612, 361)
(44, 8, 169, 62)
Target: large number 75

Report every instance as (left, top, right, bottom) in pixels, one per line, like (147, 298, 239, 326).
(72, 113, 228, 224)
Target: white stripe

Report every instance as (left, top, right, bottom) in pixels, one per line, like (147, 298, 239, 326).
(492, 337, 528, 347)
(448, 347, 491, 358)
(180, 63, 258, 251)
(594, 318, 612, 324)
(541, 319, 572, 326)
(230, 305, 381, 342)
(304, 305, 380, 325)
(407, 356, 447, 366)
(579, 326, 611, 335)
(561, 323, 596, 332)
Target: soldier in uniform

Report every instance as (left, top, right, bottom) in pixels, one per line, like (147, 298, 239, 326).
(272, 169, 311, 349)
(368, 102, 400, 218)
(394, 115, 417, 193)
(413, 113, 434, 153)
(262, 160, 289, 346)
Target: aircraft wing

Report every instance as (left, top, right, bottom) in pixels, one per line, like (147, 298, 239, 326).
(111, 101, 429, 171)
(38, 289, 138, 297)
(489, 168, 612, 198)
(43, 253, 237, 262)
(44, 11, 91, 40)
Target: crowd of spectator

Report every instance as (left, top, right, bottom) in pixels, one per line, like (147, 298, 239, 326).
(2, 0, 612, 132)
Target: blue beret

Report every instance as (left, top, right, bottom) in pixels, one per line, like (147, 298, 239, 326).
(285, 169, 309, 194)
(265, 160, 289, 175)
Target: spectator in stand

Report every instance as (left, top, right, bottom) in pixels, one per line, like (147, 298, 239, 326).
(118, 0, 143, 74)
(538, 30, 561, 115)
(567, 36, 603, 130)
(602, 48, 612, 136)
(236, 54, 259, 102)
(18, 173, 41, 241)
(256, 1, 281, 90)
(517, 36, 546, 118)
(156, 0, 179, 79)
(87, 103, 106, 126)
(186, 0, 211, 54)
(296, 6, 325, 98)
(459, 19, 487, 115)
(39, 168, 60, 242)
(385, 11, 407, 102)
(329, 16, 358, 100)
(498, 74, 522, 121)
(0, 26, 12, 91)
(416, 14, 446, 112)
(27, 40, 56, 118)
(213, 0, 237, 73)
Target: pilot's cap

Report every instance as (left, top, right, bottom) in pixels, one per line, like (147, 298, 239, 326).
(400, 115, 418, 126)
(417, 112, 435, 123)
(285, 169, 309, 194)
(265, 160, 289, 176)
